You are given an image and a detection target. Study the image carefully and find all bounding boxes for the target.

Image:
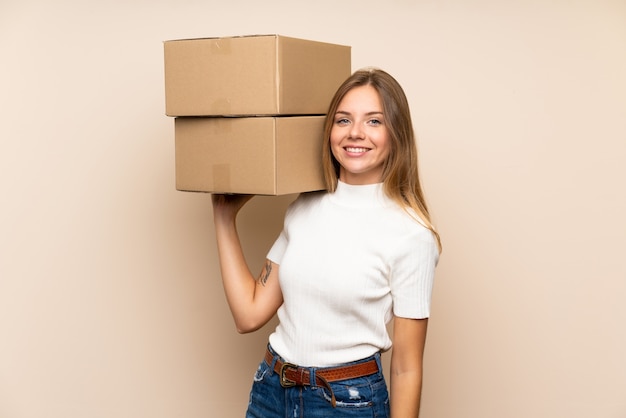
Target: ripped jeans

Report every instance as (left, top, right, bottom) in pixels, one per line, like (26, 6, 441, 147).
(246, 345, 390, 418)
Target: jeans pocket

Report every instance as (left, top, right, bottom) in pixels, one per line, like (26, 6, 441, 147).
(319, 376, 383, 409)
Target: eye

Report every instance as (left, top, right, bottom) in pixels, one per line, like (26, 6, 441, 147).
(335, 118, 350, 126)
(368, 118, 383, 126)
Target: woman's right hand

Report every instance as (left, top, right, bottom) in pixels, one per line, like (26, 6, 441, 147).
(211, 194, 254, 222)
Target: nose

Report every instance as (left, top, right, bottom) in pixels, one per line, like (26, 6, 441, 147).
(349, 122, 364, 139)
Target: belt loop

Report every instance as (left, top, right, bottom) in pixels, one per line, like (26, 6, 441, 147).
(309, 367, 317, 388)
(267, 345, 278, 377)
(374, 352, 383, 377)
(269, 356, 278, 377)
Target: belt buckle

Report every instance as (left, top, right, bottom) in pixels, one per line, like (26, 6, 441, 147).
(279, 362, 298, 388)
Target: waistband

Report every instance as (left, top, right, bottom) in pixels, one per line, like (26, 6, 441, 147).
(264, 345, 380, 407)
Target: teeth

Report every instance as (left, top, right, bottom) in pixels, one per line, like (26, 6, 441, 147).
(346, 147, 368, 152)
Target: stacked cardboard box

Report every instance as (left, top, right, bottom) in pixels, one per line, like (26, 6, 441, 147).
(164, 35, 351, 195)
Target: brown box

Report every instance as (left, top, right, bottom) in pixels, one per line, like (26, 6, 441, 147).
(164, 35, 351, 116)
(175, 116, 326, 195)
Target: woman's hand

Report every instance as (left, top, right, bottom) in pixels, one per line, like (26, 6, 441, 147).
(211, 194, 254, 223)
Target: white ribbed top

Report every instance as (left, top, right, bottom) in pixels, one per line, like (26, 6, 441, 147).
(267, 181, 438, 367)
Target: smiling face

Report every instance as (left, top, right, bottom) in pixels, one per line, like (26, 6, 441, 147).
(329, 85, 391, 185)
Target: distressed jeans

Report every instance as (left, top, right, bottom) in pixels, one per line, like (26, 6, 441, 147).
(246, 345, 390, 418)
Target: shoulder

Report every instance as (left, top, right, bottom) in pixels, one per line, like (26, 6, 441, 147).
(290, 190, 327, 209)
(382, 205, 439, 260)
(382, 203, 435, 242)
(284, 190, 328, 219)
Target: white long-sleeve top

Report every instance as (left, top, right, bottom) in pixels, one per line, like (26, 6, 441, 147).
(267, 181, 439, 367)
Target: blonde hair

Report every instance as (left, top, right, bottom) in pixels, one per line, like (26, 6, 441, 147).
(322, 68, 442, 252)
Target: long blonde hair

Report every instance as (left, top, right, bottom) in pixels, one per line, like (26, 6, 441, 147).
(322, 68, 442, 252)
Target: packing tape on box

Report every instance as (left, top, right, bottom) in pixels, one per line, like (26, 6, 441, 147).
(211, 99, 232, 115)
(212, 163, 231, 190)
(210, 37, 231, 55)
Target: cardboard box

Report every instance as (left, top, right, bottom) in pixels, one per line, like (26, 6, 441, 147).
(175, 116, 326, 195)
(164, 35, 351, 116)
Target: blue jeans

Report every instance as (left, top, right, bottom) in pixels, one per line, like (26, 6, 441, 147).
(246, 345, 390, 418)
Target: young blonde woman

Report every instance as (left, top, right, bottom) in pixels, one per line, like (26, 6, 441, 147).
(212, 68, 441, 418)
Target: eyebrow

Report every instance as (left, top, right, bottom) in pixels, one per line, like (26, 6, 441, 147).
(334, 110, 384, 116)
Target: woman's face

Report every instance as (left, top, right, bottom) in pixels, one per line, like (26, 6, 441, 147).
(330, 85, 391, 185)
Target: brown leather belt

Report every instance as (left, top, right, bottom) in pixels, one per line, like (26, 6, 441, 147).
(264, 347, 379, 406)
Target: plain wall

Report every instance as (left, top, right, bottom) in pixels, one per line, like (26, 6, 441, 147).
(1, 0, 625, 417)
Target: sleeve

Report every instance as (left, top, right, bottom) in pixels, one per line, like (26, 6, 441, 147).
(267, 229, 288, 265)
(390, 227, 439, 319)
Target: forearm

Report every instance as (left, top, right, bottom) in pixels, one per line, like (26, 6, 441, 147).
(211, 194, 282, 333)
(390, 370, 422, 418)
(390, 317, 428, 418)
(213, 217, 257, 325)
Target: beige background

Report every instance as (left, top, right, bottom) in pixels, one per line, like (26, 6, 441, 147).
(1, 0, 625, 417)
